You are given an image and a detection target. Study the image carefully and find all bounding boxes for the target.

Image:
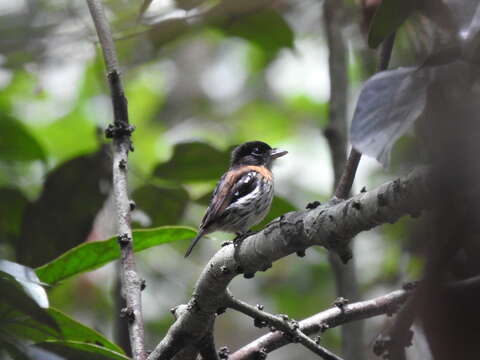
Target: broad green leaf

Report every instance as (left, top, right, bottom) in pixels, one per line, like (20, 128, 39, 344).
(35, 226, 196, 285)
(36, 340, 130, 360)
(31, 108, 98, 163)
(18, 147, 111, 267)
(220, 9, 294, 61)
(0, 272, 57, 330)
(126, 65, 166, 174)
(285, 95, 328, 128)
(0, 260, 48, 308)
(154, 142, 230, 182)
(231, 102, 294, 145)
(0, 187, 29, 237)
(133, 185, 189, 226)
(28, 59, 103, 163)
(0, 115, 46, 162)
(4, 307, 123, 354)
(368, 0, 416, 48)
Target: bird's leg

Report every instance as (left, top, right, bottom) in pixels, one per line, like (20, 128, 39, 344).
(233, 230, 256, 244)
(222, 231, 257, 249)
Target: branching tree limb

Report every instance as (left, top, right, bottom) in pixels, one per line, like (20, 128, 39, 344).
(86, 1, 146, 359)
(230, 286, 414, 359)
(226, 292, 343, 360)
(147, 168, 430, 360)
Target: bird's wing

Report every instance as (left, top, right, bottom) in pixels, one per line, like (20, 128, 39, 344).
(200, 168, 258, 230)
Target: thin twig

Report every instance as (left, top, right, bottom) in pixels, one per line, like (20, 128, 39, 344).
(230, 287, 413, 360)
(86, 1, 145, 359)
(334, 150, 362, 199)
(226, 293, 343, 360)
(334, 32, 396, 200)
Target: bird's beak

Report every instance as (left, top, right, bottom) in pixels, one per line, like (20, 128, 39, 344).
(270, 148, 288, 159)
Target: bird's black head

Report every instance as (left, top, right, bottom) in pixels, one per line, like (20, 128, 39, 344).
(230, 141, 287, 168)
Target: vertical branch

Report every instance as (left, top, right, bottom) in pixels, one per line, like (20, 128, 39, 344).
(323, 1, 364, 359)
(86, 1, 145, 359)
(334, 32, 396, 200)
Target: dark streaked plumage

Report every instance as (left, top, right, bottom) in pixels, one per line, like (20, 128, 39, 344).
(184, 141, 287, 257)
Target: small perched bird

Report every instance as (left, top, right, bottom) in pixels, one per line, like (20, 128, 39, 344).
(184, 141, 287, 257)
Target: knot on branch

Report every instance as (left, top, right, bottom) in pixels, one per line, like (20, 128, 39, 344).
(117, 233, 131, 247)
(306, 200, 321, 209)
(218, 346, 230, 359)
(333, 297, 349, 309)
(105, 122, 135, 139)
(120, 307, 135, 323)
(255, 348, 268, 360)
(296, 249, 306, 257)
(373, 329, 414, 358)
(254, 318, 268, 328)
(403, 281, 419, 291)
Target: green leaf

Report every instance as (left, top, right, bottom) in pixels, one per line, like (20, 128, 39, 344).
(368, 0, 416, 48)
(17, 147, 111, 267)
(36, 340, 130, 360)
(35, 226, 196, 285)
(231, 102, 294, 145)
(0, 260, 48, 308)
(154, 142, 230, 182)
(0, 272, 57, 330)
(4, 308, 123, 354)
(219, 9, 293, 61)
(133, 185, 189, 226)
(0, 187, 29, 237)
(0, 115, 46, 162)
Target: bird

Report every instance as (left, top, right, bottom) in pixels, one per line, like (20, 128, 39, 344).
(184, 141, 288, 257)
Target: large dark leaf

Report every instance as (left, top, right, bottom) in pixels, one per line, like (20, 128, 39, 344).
(0, 260, 48, 308)
(17, 147, 111, 267)
(350, 67, 430, 166)
(154, 142, 230, 182)
(132, 185, 189, 226)
(368, 0, 416, 48)
(219, 9, 294, 60)
(0, 272, 56, 330)
(0, 115, 46, 162)
(0, 187, 29, 239)
(4, 307, 123, 354)
(35, 226, 196, 285)
(36, 340, 130, 360)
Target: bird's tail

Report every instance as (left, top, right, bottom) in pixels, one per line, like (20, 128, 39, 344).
(184, 229, 206, 258)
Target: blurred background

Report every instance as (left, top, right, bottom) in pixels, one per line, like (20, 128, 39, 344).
(0, 0, 441, 359)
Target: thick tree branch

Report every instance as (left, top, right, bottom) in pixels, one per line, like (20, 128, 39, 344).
(230, 286, 413, 360)
(147, 168, 430, 360)
(226, 293, 343, 360)
(86, 1, 145, 359)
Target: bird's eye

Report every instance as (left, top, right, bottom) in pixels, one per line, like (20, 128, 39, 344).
(252, 147, 260, 155)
